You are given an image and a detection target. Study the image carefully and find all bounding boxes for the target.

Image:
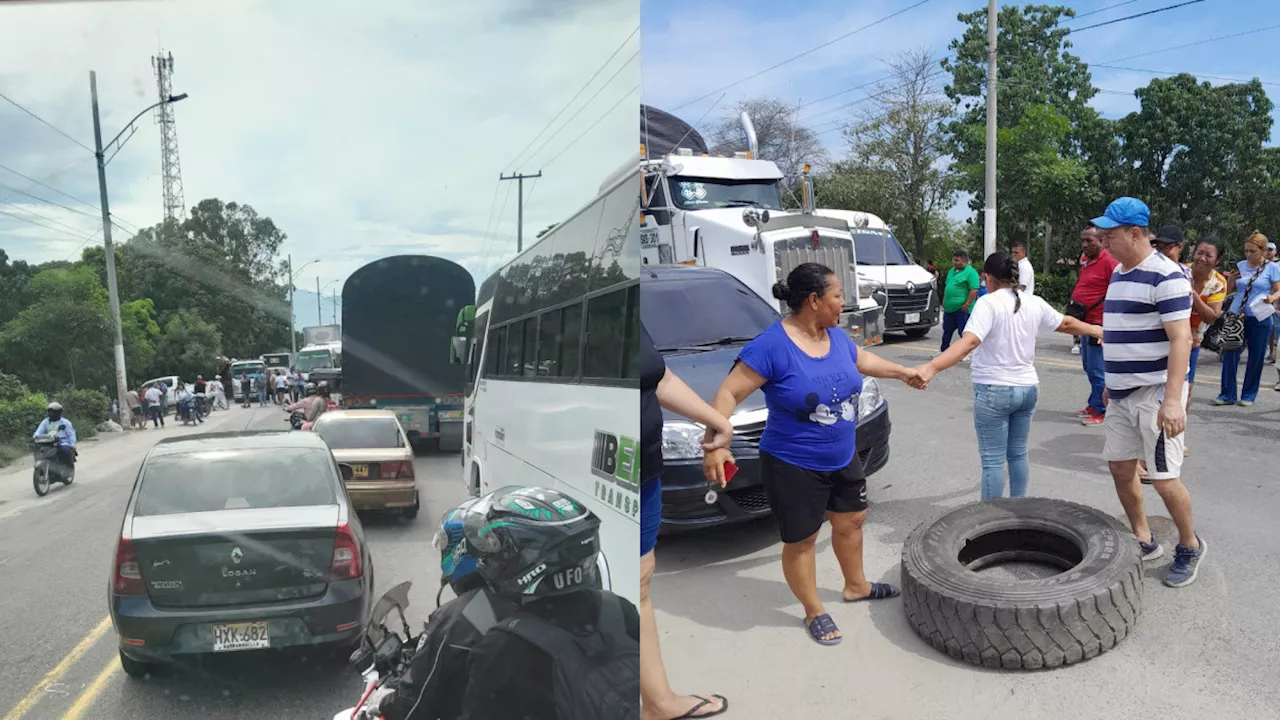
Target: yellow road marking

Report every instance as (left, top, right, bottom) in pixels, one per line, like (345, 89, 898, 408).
(1, 616, 112, 720)
(883, 342, 1220, 387)
(59, 655, 119, 720)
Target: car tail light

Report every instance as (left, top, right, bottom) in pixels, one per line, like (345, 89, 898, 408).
(113, 537, 145, 596)
(331, 523, 363, 580)
(379, 460, 414, 479)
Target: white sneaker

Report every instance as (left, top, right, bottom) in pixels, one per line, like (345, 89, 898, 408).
(1070, 344, 1080, 355)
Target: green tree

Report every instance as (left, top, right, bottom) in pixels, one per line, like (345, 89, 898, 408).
(153, 312, 223, 381)
(841, 49, 955, 258)
(0, 266, 114, 392)
(121, 298, 161, 381)
(1116, 74, 1274, 247)
(0, 249, 36, 325)
(942, 4, 1101, 259)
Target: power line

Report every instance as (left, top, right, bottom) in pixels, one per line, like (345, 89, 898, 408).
(1065, 0, 1144, 22)
(0, 179, 101, 221)
(671, 0, 937, 112)
(0, 160, 144, 235)
(505, 26, 638, 172)
(64, 226, 104, 262)
(1093, 64, 1280, 87)
(1068, 0, 1205, 33)
(543, 84, 640, 169)
(0, 206, 99, 244)
(0, 88, 94, 154)
(1101, 22, 1280, 64)
(522, 52, 638, 168)
(0, 196, 98, 239)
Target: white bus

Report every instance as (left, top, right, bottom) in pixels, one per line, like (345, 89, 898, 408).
(453, 157, 641, 604)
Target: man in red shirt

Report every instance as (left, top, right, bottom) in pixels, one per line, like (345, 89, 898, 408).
(1071, 226, 1118, 425)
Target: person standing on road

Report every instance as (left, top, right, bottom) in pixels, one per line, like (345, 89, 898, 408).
(1011, 241, 1035, 295)
(638, 322, 732, 720)
(939, 250, 980, 353)
(239, 374, 252, 408)
(255, 370, 268, 407)
(915, 252, 1102, 500)
(144, 384, 165, 428)
(1070, 227, 1118, 426)
(1090, 197, 1205, 588)
(702, 263, 924, 647)
(126, 387, 143, 429)
(1214, 231, 1280, 407)
(274, 370, 289, 404)
(1182, 236, 1227, 457)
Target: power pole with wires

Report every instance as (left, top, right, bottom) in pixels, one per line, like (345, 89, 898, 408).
(499, 170, 542, 253)
(983, 0, 999, 259)
(152, 51, 185, 222)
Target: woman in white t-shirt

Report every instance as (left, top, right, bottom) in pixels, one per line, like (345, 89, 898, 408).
(916, 252, 1103, 499)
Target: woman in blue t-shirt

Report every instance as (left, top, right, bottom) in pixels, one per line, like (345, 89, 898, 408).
(1215, 231, 1280, 405)
(702, 263, 926, 647)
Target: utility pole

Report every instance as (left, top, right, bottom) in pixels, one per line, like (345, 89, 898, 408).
(316, 276, 322, 325)
(90, 71, 130, 427)
(331, 287, 337, 325)
(288, 255, 297, 362)
(983, 0, 999, 259)
(499, 170, 542, 253)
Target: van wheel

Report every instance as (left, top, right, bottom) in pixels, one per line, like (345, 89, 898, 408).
(119, 650, 152, 679)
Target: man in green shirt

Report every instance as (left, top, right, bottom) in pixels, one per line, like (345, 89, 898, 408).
(940, 250, 980, 351)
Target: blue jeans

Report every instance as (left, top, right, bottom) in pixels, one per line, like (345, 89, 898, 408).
(1187, 345, 1201, 384)
(973, 383, 1038, 500)
(1080, 338, 1106, 414)
(640, 477, 661, 556)
(1219, 315, 1275, 403)
(940, 308, 970, 351)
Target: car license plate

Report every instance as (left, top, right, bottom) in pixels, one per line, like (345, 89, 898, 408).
(211, 621, 269, 652)
(438, 409, 462, 421)
(905, 312, 920, 324)
(352, 464, 369, 478)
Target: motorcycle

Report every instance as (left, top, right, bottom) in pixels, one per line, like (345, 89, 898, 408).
(333, 581, 422, 720)
(31, 430, 75, 497)
(179, 398, 200, 426)
(286, 408, 305, 430)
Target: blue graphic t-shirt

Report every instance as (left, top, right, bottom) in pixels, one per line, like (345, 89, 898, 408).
(737, 321, 863, 472)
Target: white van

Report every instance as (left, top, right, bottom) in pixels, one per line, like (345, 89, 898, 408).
(820, 210, 941, 338)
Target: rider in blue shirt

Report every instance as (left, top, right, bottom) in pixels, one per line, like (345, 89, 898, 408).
(33, 402, 77, 468)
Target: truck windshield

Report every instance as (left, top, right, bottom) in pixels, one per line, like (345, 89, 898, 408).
(667, 176, 783, 211)
(297, 350, 334, 373)
(852, 229, 912, 266)
(641, 276, 779, 351)
(231, 363, 264, 379)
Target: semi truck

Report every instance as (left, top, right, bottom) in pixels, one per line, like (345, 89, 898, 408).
(339, 255, 474, 452)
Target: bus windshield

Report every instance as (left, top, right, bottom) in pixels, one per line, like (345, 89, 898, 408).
(297, 349, 334, 373)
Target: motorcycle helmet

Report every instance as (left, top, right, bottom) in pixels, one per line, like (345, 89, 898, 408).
(46, 402, 63, 421)
(432, 497, 485, 602)
(462, 486, 602, 600)
(317, 381, 331, 397)
(305, 382, 317, 396)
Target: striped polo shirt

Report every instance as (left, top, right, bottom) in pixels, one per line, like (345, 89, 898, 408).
(1102, 250, 1192, 398)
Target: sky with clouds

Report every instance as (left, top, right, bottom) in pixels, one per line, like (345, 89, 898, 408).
(0, 0, 639, 315)
(642, 0, 1279, 218)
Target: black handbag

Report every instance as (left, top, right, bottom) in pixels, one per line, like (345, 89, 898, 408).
(1201, 267, 1261, 353)
(1064, 297, 1103, 322)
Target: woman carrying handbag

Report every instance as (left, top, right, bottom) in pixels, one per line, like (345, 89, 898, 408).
(1211, 232, 1280, 406)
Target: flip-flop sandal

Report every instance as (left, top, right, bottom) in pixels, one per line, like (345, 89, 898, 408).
(844, 582, 901, 602)
(806, 613, 842, 646)
(672, 694, 729, 719)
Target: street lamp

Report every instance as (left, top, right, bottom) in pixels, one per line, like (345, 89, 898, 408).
(89, 71, 187, 427)
(318, 278, 339, 326)
(287, 256, 319, 361)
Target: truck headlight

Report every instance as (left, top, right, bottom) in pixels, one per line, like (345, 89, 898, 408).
(858, 378, 884, 419)
(662, 421, 705, 460)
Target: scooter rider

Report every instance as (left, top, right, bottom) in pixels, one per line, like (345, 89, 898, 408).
(33, 402, 77, 470)
(283, 382, 318, 419)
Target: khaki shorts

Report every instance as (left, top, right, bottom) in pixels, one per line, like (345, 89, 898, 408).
(1103, 384, 1189, 481)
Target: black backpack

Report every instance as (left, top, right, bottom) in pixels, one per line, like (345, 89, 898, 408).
(491, 591, 639, 720)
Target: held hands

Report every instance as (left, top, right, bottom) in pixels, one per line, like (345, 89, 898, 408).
(700, 417, 734, 453)
(702, 448, 734, 488)
(905, 364, 935, 390)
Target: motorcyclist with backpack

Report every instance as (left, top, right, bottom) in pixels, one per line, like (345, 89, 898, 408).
(33, 402, 77, 470)
(383, 486, 639, 720)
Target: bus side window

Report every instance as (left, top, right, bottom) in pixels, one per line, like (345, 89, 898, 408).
(484, 326, 504, 378)
(583, 288, 628, 379)
(561, 303, 584, 380)
(537, 308, 561, 377)
(623, 284, 639, 379)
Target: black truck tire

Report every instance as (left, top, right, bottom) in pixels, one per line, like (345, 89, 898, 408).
(901, 497, 1143, 670)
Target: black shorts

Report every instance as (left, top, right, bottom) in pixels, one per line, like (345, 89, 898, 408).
(760, 450, 869, 544)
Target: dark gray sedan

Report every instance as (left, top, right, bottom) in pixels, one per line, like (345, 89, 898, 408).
(108, 431, 374, 677)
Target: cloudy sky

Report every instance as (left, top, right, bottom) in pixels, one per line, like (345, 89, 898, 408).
(643, 0, 1278, 217)
(0, 0, 639, 316)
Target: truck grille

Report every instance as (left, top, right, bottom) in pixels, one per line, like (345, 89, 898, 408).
(886, 287, 932, 313)
(773, 236, 856, 307)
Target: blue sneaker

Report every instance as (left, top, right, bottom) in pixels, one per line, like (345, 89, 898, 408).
(1138, 531, 1163, 561)
(1164, 535, 1206, 588)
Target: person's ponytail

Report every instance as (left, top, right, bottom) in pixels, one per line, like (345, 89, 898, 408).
(982, 251, 1022, 313)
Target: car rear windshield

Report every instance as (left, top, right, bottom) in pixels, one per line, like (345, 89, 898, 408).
(134, 448, 337, 516)
(314, 417, 404, 450)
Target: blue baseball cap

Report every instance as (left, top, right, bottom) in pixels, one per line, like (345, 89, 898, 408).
(1091, 197, 1149, 229)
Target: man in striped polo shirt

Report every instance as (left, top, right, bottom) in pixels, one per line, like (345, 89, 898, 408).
(1091, 197, 1205, 588)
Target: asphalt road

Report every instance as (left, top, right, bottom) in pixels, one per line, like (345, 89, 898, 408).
(0, 402, 470, 720)
(652, 329, 1280, 720)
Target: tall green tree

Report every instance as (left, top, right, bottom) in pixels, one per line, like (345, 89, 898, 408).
(153, 312, 223, 381)
(0, 266, 114, 392)
(841, 49, 955, 258)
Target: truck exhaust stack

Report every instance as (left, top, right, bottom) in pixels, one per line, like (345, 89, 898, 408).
(741, 112, 759, 159)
